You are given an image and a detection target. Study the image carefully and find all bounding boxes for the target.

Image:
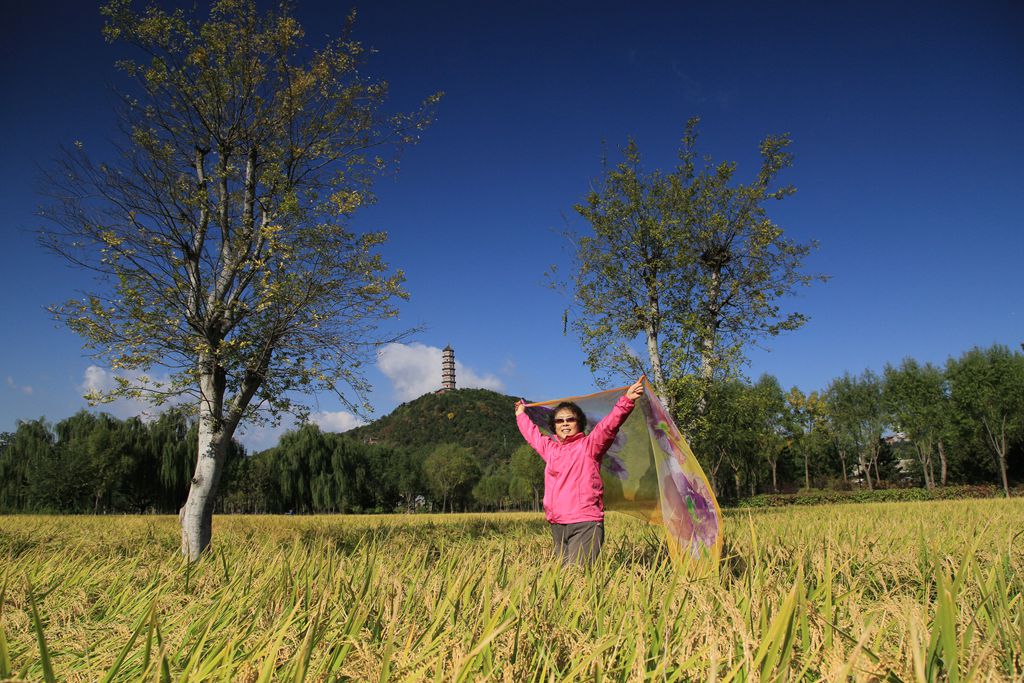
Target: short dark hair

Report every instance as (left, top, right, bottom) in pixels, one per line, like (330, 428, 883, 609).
(548, 402, 587, 433)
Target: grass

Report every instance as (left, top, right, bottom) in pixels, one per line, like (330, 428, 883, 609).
(0, 498, 1021, 681)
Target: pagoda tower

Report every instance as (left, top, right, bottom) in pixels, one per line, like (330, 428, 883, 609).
(441, 345, 456, 391)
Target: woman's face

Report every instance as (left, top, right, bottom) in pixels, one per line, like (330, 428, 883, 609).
(553, 408, 582, 439)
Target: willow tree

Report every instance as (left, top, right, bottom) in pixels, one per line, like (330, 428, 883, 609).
(41, 0, 438, 559)
(568, 118, 823, 422)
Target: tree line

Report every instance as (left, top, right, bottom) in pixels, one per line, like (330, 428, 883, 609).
(685, 344, 1023, 502)
(2, 343, 1019, 514)
(0, 410, 543, 515)
(218, 429, 542, 515)
(0, 410, 226, 514)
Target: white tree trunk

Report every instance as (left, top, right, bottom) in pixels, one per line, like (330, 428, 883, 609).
(996, 447, 1010, 498)
(917, 444, 934, 489)
(996, 423, 1010, 498)
(697, 269, 722, 416)
(645, 326, 669, 408)
(937, 439, 948, 487)
(180, 368, 229, 560)
(982, 417, 1011, 498)
(859, 453, 873, 492)
(643, 296, 670, 409)
(870, 446, 882, 488)
(708, 452, 724, 497)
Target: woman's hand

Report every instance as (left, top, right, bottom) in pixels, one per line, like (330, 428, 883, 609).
(625, 377, 645, 401)
(514, 400, 526, 416)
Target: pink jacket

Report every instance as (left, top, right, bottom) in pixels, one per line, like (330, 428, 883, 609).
(516, 396, 635, 524)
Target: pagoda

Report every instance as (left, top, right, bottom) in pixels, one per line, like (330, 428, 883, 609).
(440, 345, 456, 392)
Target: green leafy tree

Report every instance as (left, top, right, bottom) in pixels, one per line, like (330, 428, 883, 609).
(825, 371, 887, 491)
(699, 379, 758, 499)
(423, 444, 480, 513)
(821, 398, 856, 486)
(328, 437, 368, 513)
(567, 138, 687, 403)
(373, 445, 423, 513)
(946, 345, 1024, 497)
(115, 416, 161, 512)
(245, 449, 284, 514)
(148, 409, 196, 510)
(0, 432, 15, 511)
(749, 375, 788, 493)
(2, 419, 54, 511)
(276, 424, 332, 513)
(472, 473, 509, 511)
(40, 0, 438, 558)
(565, 118, 824, 417)
(785, 387, 828, 490)
(85, 416, 136, 512)
(883, 359, 952, 488)
(509, 443, 545, 511)
(25, 417, 94, 512)
(51, 412, 150, 513)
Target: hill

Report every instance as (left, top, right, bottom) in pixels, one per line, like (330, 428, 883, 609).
(346, 388, 528, 465)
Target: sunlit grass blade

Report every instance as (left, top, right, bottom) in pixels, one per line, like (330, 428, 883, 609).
(99, 601, 155, 683)
(256, 601, 301, 683)
(26, 580, 57, 683)
(753, 569, 801, 680)
(0, 574, 11, 679)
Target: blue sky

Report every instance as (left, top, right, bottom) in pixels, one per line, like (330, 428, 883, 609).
(2, 0, 1022, 450)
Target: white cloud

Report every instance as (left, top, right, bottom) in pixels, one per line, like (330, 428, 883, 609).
(454, 365, 505, 393)
(235, 411, 365, 452)
(6, 376, 33, 395)
(77, 367, 367, 452)
(310, 410, 366, 433)
(235, 421, 294, 453)
(377, 342, 504, 401)
(80, 365, 183, 420)
(82, 365, 115, 394)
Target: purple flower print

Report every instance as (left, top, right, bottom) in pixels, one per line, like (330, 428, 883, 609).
(661, 466, 719, 556)
(643, 395, 689, 466)
(603, 453, 628, 479)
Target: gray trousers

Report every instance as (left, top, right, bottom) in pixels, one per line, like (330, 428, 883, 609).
(551, 521, 604, 566)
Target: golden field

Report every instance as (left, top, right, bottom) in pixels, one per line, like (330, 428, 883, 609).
(1, 498, 1022, 681)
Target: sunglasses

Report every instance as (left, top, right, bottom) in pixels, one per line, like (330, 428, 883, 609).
(554, 416, 577, 424)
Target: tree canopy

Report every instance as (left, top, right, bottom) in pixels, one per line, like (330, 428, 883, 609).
(40, 0, 439, 558)
(947, 345, 1024, 497)
(565, 118, 824, 418)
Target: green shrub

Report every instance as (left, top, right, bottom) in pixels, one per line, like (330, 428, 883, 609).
(735, 484, 1021, 508)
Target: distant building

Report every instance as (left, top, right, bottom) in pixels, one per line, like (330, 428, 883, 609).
(882, 432, 908, 446)
(438, 345, 456, 393)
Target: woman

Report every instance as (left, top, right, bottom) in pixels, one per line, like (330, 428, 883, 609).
(514, 377, 644, 565)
